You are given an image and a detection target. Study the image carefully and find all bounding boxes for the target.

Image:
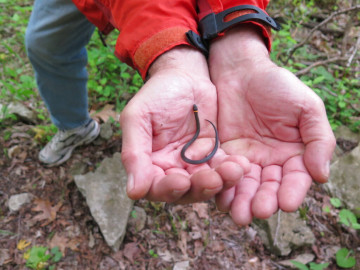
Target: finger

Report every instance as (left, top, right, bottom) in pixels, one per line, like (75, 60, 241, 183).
(146, 173, 191, 203)
(215, 186, 235, 212)
(300, 97, 336, 183)
(214, 155, 250, 189)
(230, 164, 261, 226)
(176, 169, 223, 204)
(252, 165, 281, 219)
(278, 155, 312, 212)
(120, 105, 156, 200)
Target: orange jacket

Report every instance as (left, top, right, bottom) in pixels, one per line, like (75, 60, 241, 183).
(72, 0, 272, 79)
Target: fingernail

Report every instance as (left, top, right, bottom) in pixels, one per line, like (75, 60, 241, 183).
(127, 174, 134, 192)
(203, 187, 221, 196)
(172, 189, 185, 197)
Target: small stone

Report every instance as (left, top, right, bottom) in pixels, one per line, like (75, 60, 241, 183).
(127, 206, 147, 232)
(8, 193, 33, 212)
(99, 122, 113, 140)
(2, 102, 37, 123)
(173, 261, 190, 270)
(279, 253, 315, 268)
(88, 232, 95, 248)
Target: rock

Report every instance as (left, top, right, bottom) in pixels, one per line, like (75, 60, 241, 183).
(333, 126, 360, 159)
(8, 193, 33, 212)
(0, 102, 36, 123)
(252, 211, 315, 256)
(173, 261, 190, 270)
(127, 206, 147, 233)
(74, 152, 133, 251)
(334, 125, 360, 144)
(324, 145, 360, 215)
(99, 121, 113, 140)
(278, 253, 315, 268)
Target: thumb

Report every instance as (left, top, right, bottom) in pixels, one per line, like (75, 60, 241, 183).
(300, 99, 336, 183)
(120, 106, 157, 200)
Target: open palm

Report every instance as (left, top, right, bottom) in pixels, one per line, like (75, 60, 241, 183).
(120, 48, 250, 204)
(211, 55, 335, 225)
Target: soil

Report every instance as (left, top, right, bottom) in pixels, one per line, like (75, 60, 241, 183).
(1, 121, 359, 269)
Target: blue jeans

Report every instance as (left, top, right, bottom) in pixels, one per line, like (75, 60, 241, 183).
(25, 0, 95, 130)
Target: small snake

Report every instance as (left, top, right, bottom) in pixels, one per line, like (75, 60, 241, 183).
(180, 104, 219, 164)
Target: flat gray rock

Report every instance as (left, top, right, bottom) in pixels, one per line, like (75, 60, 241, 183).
(252, 211, 315, 256)
(74, 152, 133, 251)
(325, 144, 360, 215)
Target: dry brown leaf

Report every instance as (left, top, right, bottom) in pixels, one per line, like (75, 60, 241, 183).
(123, 242, 140, 263)
(90, 104, 119, 123)
(49, 233, 68, 255)
(49, 233, 80, 255)
(177, 231, 188, 257)
(31, 199, 62, 226)
(192, 202, 209, 219)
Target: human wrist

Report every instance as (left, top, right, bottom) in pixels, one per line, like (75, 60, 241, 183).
(148, 46, 209, 79)
(208, 25, 273, 78)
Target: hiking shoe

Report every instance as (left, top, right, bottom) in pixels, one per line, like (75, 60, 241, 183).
(38, 119, 100, 167)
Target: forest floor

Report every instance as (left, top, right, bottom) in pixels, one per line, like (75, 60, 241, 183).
(0, 122, 359, 269)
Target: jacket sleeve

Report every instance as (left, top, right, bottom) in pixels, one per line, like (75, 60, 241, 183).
(73, 0, 199, 79)
(197, 0, 273, 50)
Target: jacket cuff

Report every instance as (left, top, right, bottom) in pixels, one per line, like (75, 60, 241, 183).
(115, 26, 195, 80)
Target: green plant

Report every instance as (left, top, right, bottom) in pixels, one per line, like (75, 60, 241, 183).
(31, 124, 58, 144)
(291, 260, 329, 270)
(148, 249, 158, 258)
(330, 197, 342, 208)
(24, 246, 62, 270)
(339, 209, 360, 230)
(86, 31, 143, 112)
(335, 248, 356, 269)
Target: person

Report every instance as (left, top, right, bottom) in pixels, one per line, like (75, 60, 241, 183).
(26, 0, 336, 226)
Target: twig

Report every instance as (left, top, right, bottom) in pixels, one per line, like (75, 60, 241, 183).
(347, 33, 360, 67)
(286, 5, 360, 63)
(295, 56, 348, 76)
(273, 210, 281, 247)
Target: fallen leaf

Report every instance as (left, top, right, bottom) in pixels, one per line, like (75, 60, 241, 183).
(90, 104, 119, 123)
(31, 127, 47, 142)
(31, 199, 62, 226)
(49, 233, 80, 255)
(123, 242, 140, 263)
(17, 239, 31, 251)
(177, 231, 188, 257)
(0, 248, 11, 266)
(192, 203, 209, 219)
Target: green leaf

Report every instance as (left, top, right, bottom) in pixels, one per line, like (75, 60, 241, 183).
(309, 262, 329, 270)
(51, 246, 63, 262)
(336, 248, 356, 268)
(330, 198, 342, 208)
(25, 246, 51, 269)
(290, 260, 309, 270)
(339, 209, 360, 229)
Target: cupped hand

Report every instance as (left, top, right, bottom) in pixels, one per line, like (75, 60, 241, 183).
(120, 47, 250, 204)
(208, 26, 336, 225)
